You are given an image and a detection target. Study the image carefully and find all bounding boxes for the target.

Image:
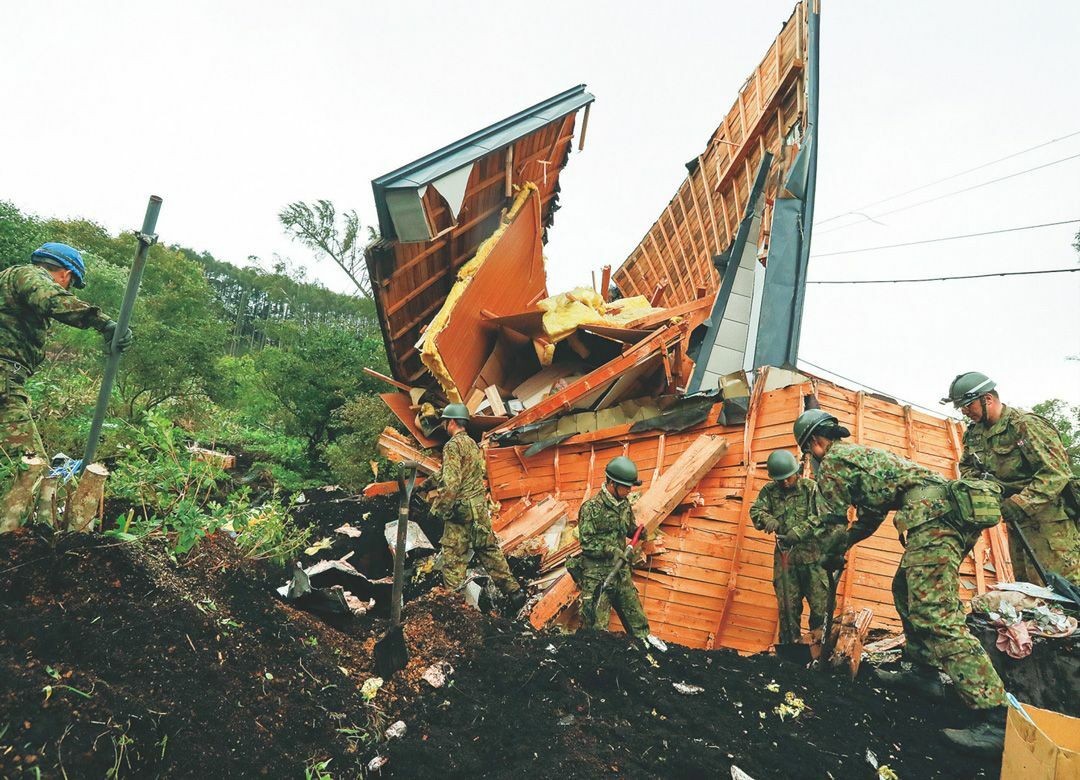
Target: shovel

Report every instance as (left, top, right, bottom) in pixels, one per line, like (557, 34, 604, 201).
(773, 546, 813, 665)
(374, 462, 419, 678)
(817, 560, 846, 666)
(1005, 518, 1080, 612)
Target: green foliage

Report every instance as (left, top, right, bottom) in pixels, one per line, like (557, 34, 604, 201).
(4, 198, 397, 562)
(254, 324, 388, 458)
(1033, 398, 1080, 477)
(0, 201, 46, 269)
(324, 395, 396, 489)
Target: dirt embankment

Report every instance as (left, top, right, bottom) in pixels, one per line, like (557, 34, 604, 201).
(1, 523, 1000, 779)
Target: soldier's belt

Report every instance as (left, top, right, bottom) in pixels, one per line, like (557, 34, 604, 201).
(902, 484, 950, 504)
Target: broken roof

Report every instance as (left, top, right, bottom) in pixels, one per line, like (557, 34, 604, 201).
(366, 85, 594, 384)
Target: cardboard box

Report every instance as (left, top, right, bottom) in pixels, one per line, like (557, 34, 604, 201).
(1002, 703, 1080, 779)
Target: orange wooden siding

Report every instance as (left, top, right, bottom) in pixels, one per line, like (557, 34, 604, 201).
(491, 369, 1012, 652)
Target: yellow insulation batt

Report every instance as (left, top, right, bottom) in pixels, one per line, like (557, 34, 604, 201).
(420, 183, 540, 402)
(538, 288, 660, 342)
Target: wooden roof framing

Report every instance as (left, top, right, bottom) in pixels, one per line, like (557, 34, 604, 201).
(612, 4, 806, 306)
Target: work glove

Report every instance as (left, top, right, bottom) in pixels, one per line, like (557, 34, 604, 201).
(760, 518, 781, 534)
(777, 531, 800, 546)
(101, 320, 133, 354)
(1000, 497, 1025, 524)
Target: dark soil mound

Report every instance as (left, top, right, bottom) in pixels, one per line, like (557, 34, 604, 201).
(386, 626, 1001, 780)
(1, 526, 1002, 779)
(0, 528, 482, 778)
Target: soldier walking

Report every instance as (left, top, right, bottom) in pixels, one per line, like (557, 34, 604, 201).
(430, 404, 525, 612)
(750, 450, 831, 645)
(945, 372, 1079, 586)
(794, 409, 1008, 753)
(570, 456, 667, 652)
(1, 244, 131, 508)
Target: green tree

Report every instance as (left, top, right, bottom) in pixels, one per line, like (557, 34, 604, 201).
(1033, 399, 1080, 477)
(0, 201, 46, 268)
(278, 200, 374, 298)
(254, 324, 387, 459)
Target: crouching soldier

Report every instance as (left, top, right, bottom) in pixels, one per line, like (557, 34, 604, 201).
(569, 456, 667, 652)
(795, 409, 1008, 754)
(430, 404, 525, 613)
(750, 450, 831, 646)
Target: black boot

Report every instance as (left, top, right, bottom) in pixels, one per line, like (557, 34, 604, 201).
(942, 706, 1007, 754)
(873, 664, 946, 700)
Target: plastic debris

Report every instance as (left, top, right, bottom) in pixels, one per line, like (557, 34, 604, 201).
(367, 755, 389, 772)
(304, 537, 334, 556)
(673, 682, 704, 695)
(773, 691, 807, 720)
(385, 720, 407, 740)
(361, 677, 384, 701)
(422, 661, 454, 689)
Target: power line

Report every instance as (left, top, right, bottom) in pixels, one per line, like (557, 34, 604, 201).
(808, 267, 1080, 285)
(817, 129, 1080, 226)
(811, 219, 1080, 258)
(798, 359, 948, 418)
(816, 152, 1080, 236)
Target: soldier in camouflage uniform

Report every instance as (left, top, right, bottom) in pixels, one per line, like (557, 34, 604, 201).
(945, 372, 1080, 586)
(571, 456, 667, 652)
(750, 450, 831, 644)
(795, 409, 1008, 753)
(1, 245, 130, 504)
(430, 404, 524, 609)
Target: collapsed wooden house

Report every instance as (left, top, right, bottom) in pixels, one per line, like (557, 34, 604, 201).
(364, 1, 1014, 653)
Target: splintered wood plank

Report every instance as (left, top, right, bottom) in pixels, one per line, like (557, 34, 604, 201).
(376, 427, 441, 475)
(636, 435, 729, 533)
(829, 607, 874, 678)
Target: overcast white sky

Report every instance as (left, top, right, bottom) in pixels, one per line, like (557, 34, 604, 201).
(4, 1, 1079, 414)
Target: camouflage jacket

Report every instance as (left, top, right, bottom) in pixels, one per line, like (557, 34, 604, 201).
(815, 442, 952, 538)
(430, 431, 487, 518)
(578, 485, 635, 562)
(750, 478, 827, 563)
(960, 405, 1071, 522)
(0, 264, 111, 375)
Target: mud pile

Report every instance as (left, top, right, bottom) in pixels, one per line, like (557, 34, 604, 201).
(1, 526, 1000, 779)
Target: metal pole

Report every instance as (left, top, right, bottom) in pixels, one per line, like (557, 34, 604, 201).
(80, 196, 162, 470)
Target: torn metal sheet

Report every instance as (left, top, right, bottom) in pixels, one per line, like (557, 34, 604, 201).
(383, 520, 434, 558)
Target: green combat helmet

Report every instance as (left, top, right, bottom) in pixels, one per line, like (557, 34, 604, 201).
(605, 456, 642, 486)
(766, 450, 801, 481)
(942, 372, 996, 408)
(794, 409, 840, 451)
(441, 403, 470, 421)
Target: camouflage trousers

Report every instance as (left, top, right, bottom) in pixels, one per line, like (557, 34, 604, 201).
(892, 524, 1007, 710)
(440, 501, 521, 596)
(0, 384, 45, 464)
(773, 548, 829, 644)
(577, 558, 650, 638)
(1, 385, 46, 510)
(1009, 516, 1080, 587)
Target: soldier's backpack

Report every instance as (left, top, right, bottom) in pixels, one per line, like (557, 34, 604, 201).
(948, 478, 1004, 531)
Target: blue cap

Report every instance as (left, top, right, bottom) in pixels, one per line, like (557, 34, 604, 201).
(32, 243, 86, 288)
